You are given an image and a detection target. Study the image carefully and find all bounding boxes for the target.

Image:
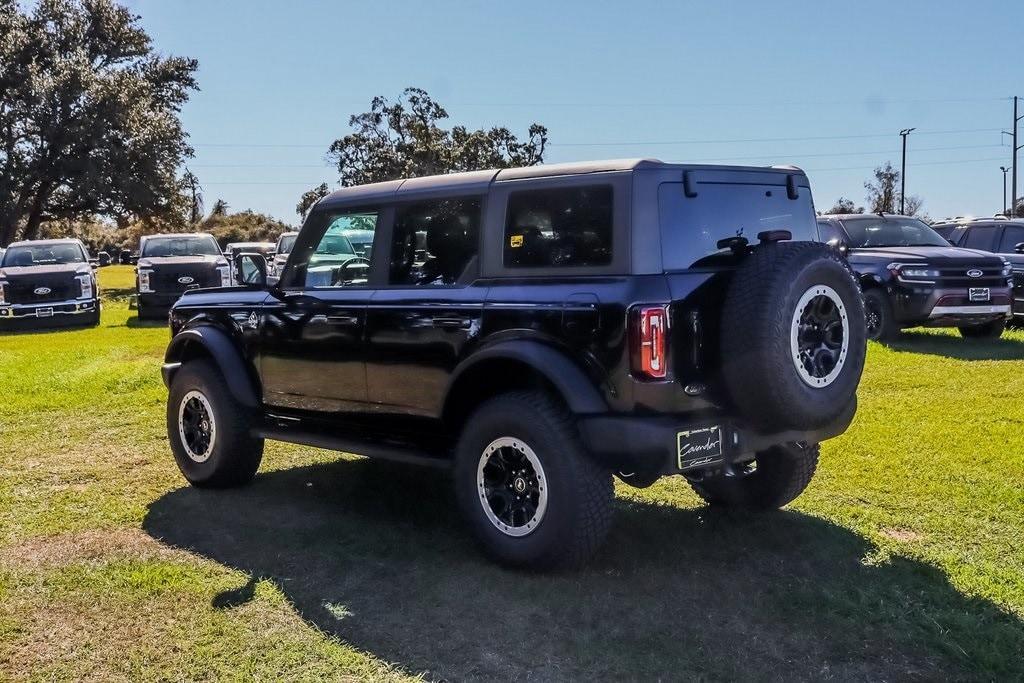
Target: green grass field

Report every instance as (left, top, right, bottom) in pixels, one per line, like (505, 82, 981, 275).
(1, 265, 1022, 680)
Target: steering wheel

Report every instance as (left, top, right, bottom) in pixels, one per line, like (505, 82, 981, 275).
(334, 256, 370, 284)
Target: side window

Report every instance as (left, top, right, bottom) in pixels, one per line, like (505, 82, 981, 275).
(997, 225, 1024, 253)
(504, 185, 613, 268)
(817, 220, 846, 246)
(388, 198, 481, 286)
(962, 227, 997, 252)
(301, 210, 378, 288)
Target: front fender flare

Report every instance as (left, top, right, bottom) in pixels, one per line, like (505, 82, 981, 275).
(163, 326, 259, 409)
(445, 340, 608, 416)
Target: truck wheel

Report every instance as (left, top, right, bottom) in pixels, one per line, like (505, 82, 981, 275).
(721, 242, 866, 432)
(863, 288, 898, 342)
(166, 358, 264, 488)
(453, 391, 614, 570)
(958, 320, 1005, 339)
(689, 442, 819, 510)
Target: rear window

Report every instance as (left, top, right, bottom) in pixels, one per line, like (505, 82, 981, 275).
(504, 185, 613, 268)
(658, 181, 818, 269)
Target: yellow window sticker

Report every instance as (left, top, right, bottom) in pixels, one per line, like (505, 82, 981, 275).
(510, 234, 524, 248)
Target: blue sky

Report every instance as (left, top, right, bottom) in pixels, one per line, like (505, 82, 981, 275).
(127, 0, 1024, 225)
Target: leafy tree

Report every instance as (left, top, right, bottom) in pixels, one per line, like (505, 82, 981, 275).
(318, 87, 548, 192)
(199, 209, 292, 248)
(864, 162, 924, 216)
(182, 169, 203, 224)
(821, 197, 864, 215)
(0, 0, 198, 246)
(296, 182, 329, 220)
(209, 198, 229, 218)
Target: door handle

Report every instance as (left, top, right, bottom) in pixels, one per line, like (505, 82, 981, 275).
(431, 316, 470, 329)
(327, 314, 360, 326)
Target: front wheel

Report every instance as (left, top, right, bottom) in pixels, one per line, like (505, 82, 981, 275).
(453, 391, 613, 570)
(167, 358, 264, 488)
(958, 319, 1005, 339)
(863, 289, 899, 342)
(689, 442, 819, 510)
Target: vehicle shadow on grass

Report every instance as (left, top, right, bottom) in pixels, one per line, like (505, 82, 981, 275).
(124, 316, 166, 328)
(143, 459, 1022, 681)
(884, 328, 1024, 361)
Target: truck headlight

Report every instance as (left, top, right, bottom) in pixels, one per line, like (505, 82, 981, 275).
(138, 270, 152, 293)
(896, 266, 939, 279)
(1002, 260, 1013, 277)
(0, 281, 6, 305)
(77, 274, 94, 299)
(218, 265, 231, 287)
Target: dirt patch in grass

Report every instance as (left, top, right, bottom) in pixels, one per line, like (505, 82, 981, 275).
(0, 528, 180, 571)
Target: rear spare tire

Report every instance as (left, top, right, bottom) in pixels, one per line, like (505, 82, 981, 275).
(720, 241, 866, 432)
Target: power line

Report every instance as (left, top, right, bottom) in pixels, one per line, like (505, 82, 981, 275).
(190, 127, 1004, 151)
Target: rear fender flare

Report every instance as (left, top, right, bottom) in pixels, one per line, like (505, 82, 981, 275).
(444, 340, 608, 418)
(163, 326, 259, 408)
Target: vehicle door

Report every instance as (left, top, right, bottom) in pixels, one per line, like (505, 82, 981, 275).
(258, 207, 388, 414)
(364, 196, 485, 417)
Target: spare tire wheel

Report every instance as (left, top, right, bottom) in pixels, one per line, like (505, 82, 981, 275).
(720, 241, 866, 432)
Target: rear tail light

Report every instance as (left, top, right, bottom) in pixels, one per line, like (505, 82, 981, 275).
(632, 305, 669, 379)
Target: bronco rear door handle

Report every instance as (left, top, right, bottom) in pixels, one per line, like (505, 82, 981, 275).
(431, 316, 471, 329)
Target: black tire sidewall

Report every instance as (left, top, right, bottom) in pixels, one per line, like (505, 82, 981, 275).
(863, 288, 896, 341)
(453, 393, 609, 569)
(166, 359, 261, 487)
(722, 243, 867, 431)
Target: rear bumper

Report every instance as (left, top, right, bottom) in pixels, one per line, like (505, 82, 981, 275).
(0, 298, 99, 329)
(577, 398, 857, 480)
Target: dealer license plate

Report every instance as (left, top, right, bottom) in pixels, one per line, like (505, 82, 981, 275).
(36, 307, 53, 318)
(677, 426, 724, 471)
(969, 287, 990, 302)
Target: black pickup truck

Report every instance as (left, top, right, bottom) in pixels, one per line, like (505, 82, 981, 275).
(0, 238, 100, 330)
(135, 233, 231, 320)
(160, 159, 867, 568)
(817, 214, 1012, 340)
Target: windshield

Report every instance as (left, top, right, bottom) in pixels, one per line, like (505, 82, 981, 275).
(2, 243, 85, 267)
(276, 234, 298, 254)
(841, 217, 949, 248)
(142, 235, 221, 257)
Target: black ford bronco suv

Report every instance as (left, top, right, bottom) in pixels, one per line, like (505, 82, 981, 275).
(817, 214, 1012, 341)
(161, 159, 867, 569)
(135, 233, 231, 320)
(0, 238, 100, 329)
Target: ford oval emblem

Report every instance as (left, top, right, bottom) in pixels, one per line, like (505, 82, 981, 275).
(967, 269, 983, 278)
(33, 287, 51, 295)
(177, 275, 194, 284)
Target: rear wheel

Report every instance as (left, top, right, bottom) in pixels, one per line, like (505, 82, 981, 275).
(689, 442, 819, 510)
(863, 288, 899, 342)
(453, 391, 613, 569)
(167, 359, 264, 488)
(958, 319, 1005, 339)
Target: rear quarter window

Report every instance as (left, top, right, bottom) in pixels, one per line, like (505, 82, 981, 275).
(503, 185, 613, 268)
(658, 181, 819, 269)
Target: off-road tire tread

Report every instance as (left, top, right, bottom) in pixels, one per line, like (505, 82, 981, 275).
(690, 442, 820, 510)
(720, 241, 865, 431)
(454, 390, 613, 570)
(167, 358, 264, 488)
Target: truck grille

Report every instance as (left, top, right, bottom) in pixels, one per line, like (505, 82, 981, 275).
(935, 266, 1005, 288)
(152, 268, 220, 293)
(4, 276, 77, 304)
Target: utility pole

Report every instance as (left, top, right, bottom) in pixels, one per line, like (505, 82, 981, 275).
(1001, 166, 1010, 215)
(1002, 96, 1023, 217)
(899, 128, 915, 215)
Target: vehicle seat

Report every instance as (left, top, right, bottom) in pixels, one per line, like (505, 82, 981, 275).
(420, 214, 476, 285)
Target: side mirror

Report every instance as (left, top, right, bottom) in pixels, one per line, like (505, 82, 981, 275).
(235, 252, 268, 287)
(89, 258, 99, 269)
(1014, 242, 1024, 254)
(826, 237, 848, 256)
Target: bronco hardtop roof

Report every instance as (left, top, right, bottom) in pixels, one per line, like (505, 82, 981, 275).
(317, 158, 809, 210)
